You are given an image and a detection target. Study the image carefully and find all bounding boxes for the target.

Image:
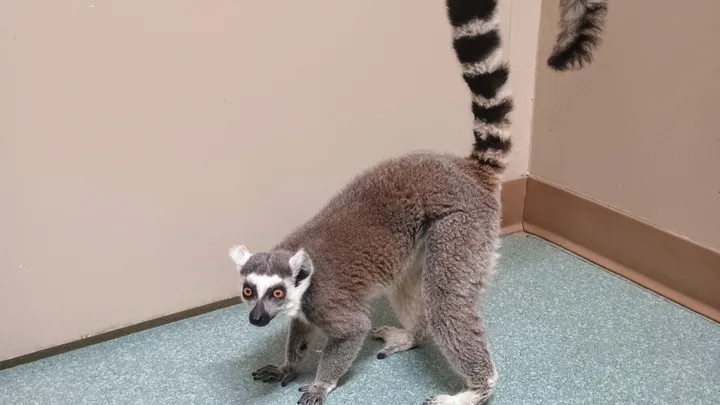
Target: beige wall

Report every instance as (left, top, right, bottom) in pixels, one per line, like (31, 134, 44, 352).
(0, 1, 539, 360)
(531, 0, 720, 252)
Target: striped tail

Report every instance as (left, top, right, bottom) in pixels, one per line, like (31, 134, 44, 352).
(547, 0, 608, 71)
(446, 0, 513, 171)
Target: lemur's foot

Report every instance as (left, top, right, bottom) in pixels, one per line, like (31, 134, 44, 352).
(371, 326, 419, 359)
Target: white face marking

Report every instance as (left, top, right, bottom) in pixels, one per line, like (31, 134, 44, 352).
(243, 272, 310, 322)
(282, 279, 309, 319)
(245, 274, 283, 298)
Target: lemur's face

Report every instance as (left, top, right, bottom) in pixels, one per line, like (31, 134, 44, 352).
(228, 246, 313, 327)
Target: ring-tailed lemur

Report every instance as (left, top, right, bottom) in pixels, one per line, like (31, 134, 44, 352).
(228, 1, 606, 405)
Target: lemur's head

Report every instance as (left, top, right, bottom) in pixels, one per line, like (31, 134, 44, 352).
(228, 245, 313, 327)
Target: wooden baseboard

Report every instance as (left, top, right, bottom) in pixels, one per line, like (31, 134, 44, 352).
(523, 176, 720, 323)
(500, 177, 527, 235)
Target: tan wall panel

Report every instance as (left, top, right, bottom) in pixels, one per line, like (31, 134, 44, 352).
(531, 0, 720, 251)
(0, 0, 535, 360)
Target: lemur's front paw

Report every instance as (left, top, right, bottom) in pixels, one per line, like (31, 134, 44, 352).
(251, 364, 297, 386)
(297, 384, 329, 405)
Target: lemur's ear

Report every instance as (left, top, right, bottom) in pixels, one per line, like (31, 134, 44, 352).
(228, 245, 252, 268)
(289, 249, 313, 286)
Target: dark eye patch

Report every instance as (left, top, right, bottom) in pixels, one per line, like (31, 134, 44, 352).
(242, 281, 257, 298)
(265, 284, 286, 300)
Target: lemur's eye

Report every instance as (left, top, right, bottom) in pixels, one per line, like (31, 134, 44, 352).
(242, 287, 253, 298)
(272, 289, 285, 299)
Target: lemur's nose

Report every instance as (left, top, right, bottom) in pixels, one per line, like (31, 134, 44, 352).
(249, 304, 270, 327)
(249, 312, 270, 327)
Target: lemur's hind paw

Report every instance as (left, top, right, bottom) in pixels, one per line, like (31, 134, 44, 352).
(371, 326, 419, 359)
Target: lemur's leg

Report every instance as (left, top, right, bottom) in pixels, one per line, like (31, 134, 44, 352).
(297, 310, 370, 405)
(372, 257, 428, 359)
(422, 212, 498, 405)
(252, 318, 313, 386)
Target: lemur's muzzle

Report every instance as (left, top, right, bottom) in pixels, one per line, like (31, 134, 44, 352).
(249, 301, 273, 327)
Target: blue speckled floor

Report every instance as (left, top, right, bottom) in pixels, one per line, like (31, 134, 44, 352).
(1, 234, 719, 405)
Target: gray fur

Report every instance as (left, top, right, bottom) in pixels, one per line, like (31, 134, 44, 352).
(229, 0, 513, 404)
(240, 252, 294, 278)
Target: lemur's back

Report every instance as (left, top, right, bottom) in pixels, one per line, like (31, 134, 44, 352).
(277, 152, 500, 295)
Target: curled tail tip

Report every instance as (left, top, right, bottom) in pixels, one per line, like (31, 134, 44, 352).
(546, 40, 601, 71)
(549, 0, 608, 71)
